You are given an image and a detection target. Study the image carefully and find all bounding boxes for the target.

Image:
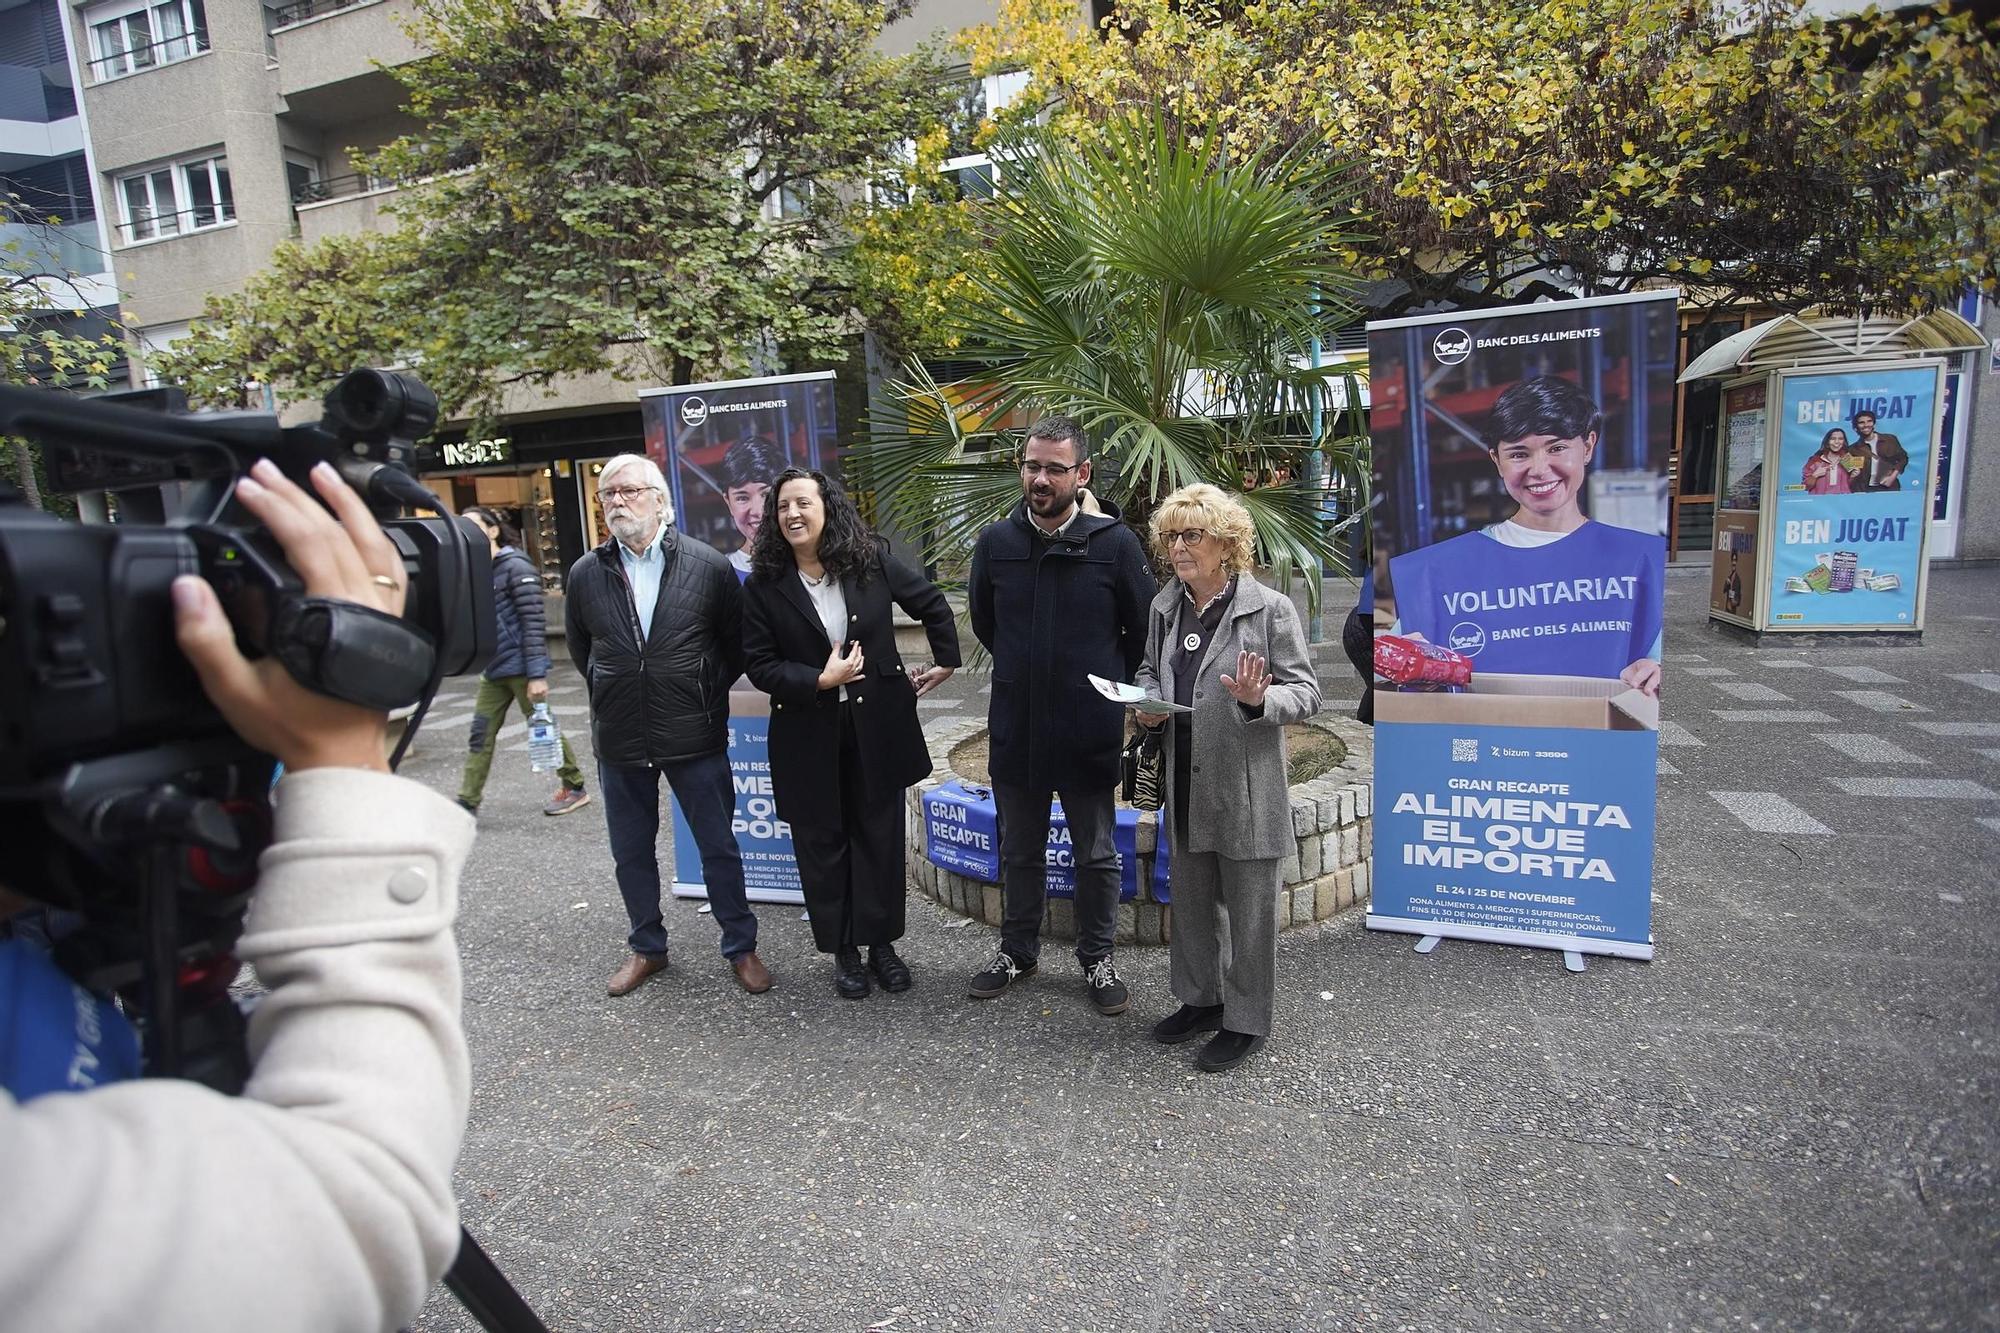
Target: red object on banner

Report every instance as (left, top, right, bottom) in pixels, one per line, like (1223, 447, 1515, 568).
(1373, 633, 1474, 688)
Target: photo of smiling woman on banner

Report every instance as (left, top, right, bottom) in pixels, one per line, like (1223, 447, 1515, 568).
(1385, 374, 1664, 696)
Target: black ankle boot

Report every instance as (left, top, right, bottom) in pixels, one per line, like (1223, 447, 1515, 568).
(835, 948, 870, 999)
(867, 944, 912, 992)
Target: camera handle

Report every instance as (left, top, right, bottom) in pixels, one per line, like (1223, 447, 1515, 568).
(439, 1230, 553, 1333)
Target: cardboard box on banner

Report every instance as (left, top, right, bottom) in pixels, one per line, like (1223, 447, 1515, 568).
(1375, 673, 1658, 731)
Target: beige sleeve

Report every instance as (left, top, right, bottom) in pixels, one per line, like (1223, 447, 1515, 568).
(0, 769, 475, 1333)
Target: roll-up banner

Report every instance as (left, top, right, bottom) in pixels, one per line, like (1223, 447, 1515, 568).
(638, 371, 842, 582)
(1366, 292, 1676, 962)
(640, 372, 842, 906)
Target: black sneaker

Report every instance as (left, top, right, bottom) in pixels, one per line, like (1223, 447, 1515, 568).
(1196, 1029, 1268, 1072)
(1152, 1003, 1225, 1045)
(1082, 956, 1129, 1016)
(968, 950, 1036, 999)
(455, 798, 478, 817)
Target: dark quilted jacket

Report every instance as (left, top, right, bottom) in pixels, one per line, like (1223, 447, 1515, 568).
(484, 545, 550, 681)
(564, 529, 745, 767)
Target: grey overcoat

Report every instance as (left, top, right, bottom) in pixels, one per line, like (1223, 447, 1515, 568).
(1134, 574, 1322, 861)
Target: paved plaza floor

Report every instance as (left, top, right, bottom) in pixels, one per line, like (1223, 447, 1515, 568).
(406, 565, 1999, 1332)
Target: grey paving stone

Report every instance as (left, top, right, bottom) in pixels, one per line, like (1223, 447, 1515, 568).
(402, 566, 2000, 1332)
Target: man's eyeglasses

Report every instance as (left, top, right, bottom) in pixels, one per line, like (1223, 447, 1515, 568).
(1018, 459, 1080, 480)
(1162, 528, 1208, 547)
(600, 485, 657, 502)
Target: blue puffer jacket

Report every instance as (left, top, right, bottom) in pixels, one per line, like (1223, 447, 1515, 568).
(484, 545, 551, 681)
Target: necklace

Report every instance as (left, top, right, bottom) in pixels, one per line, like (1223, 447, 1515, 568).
(800, 568, 828, 588)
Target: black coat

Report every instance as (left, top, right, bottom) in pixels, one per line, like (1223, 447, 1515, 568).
(741, 547, 961, 828)
(564, 529, 745, 767)
(484, 545, 550, 681)
(970, 499, 1156, 792)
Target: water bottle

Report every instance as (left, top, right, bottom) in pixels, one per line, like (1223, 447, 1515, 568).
(527, 702, 561, 773)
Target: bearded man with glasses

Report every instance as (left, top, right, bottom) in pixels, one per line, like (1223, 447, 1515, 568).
(565, 454, 771, 998)
(966, 416, 1156, 1016)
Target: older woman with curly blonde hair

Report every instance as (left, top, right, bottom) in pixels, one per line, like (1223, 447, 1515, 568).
(1134, 483, 1320, 1072)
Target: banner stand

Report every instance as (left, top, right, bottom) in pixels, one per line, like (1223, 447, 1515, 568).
(1365, 292, 1675, 968)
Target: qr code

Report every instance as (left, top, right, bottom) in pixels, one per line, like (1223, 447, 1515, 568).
(1451, 738, 1479, 763)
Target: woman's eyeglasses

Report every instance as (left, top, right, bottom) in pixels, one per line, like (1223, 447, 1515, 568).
(1162, 529, 1208, 547)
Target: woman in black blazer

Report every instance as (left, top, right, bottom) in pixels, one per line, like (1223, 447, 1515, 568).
(741, 469, 961, 998)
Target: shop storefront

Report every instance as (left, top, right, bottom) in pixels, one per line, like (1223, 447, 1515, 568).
(419, 408, 644, 591)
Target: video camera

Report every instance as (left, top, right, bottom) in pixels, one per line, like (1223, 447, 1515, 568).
(0, 369, 495, 1085)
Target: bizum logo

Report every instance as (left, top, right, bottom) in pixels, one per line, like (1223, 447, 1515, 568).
(1432, 328, 1471, 365)
(679, 396, 709, 427)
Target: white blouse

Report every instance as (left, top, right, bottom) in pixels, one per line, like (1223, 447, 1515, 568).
(800, 570, 852, 699)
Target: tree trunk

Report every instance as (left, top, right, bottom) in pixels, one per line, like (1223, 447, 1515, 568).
(11, 441, 42, 510)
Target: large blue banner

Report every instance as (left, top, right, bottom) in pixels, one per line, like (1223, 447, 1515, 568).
(921, 781, 1142, 901)
(1769, 367, 1937, 629)
(1367, 292, 1674, 960)
(671, 711, 802, 905)
(1372, 724, 1658, 948)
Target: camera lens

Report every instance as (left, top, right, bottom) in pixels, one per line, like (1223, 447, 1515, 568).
(324, 370, 440, 444)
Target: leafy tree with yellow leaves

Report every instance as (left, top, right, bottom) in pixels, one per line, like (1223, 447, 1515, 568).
(954, 0, 1997, 318)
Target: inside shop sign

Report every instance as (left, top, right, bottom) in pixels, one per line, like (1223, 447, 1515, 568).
(442, 436, 513, 467)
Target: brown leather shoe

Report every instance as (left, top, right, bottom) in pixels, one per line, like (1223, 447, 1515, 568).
(607, 953, 668, 997)
(731, 950, 773, 994)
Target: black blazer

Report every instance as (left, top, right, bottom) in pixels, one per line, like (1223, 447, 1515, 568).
(741, 545, 961, 828)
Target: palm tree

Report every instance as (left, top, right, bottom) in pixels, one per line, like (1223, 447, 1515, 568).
(854, 114, 1369, 612)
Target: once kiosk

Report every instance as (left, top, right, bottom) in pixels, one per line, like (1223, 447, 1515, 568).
(1680, 310, 1983, 639)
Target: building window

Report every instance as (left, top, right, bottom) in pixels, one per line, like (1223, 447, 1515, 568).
(87, 0, 210, 82)
(774, 178, 813, 221)
(114, 155, 234, 244)
(284, 151, 322, 205)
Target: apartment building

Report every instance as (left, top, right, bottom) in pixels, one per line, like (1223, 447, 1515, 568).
(66, 0, 1034, 584)
(1, 0, 121, 378)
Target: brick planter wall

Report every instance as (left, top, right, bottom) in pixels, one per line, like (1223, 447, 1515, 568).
(903, 713, 1373, 945)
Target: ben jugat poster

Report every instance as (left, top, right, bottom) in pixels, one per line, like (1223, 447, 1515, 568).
(1366, 291, 1675, 961)
(1768, 366, 1940, 628)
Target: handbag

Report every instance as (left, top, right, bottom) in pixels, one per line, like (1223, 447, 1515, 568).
(1121, 726, 1164, 811)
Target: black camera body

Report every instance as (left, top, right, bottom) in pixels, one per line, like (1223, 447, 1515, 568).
(0, 370, 494, 1082)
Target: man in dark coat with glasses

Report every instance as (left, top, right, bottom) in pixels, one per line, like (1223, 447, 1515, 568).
(966, 416, 1156, 1017)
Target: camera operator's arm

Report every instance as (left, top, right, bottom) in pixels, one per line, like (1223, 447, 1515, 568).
(0, 460, 473, 1333)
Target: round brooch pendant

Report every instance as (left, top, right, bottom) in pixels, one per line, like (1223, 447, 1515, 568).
(1183, 632, 1202, 653)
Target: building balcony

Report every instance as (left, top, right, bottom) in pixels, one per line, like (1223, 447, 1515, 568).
(270, 0, 421, 121)
(0, 219, 109, 276)
(292, 173, 398, 243)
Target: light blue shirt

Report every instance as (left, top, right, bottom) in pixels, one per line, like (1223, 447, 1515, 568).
(618, 523, 671, 642)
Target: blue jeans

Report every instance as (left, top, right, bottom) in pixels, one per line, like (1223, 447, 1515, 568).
(598, 753, 757, 961)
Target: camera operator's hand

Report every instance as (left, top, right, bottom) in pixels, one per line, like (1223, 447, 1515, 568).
(173, 458, 404, 774)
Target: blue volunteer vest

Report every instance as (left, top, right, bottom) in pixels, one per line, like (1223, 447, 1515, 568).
(1389, 522, 1664, 679)
(1, 936, 142, 1101)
